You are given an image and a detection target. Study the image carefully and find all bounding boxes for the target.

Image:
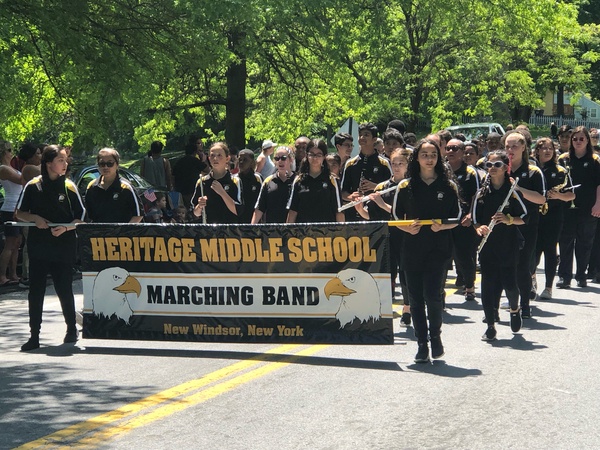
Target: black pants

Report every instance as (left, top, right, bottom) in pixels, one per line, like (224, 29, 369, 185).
(480, 263, 519, 325)
(586, 220, 600, 277)
(517, 222, 538, 309)
(536, 211, 564, 288)
(558, 211, 598, 282)
(27, 258, 76, 337)
(452, 225, 477, 289)
(405, 265, 447, 344)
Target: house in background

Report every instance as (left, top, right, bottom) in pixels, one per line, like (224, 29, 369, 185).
(530, 91, 600, 129)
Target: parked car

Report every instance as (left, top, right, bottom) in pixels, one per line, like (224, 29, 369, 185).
(445, 122, 506, 140)
(73, 166, 169, 214)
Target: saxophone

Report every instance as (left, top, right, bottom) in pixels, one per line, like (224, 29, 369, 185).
(540, 169, 568, 215)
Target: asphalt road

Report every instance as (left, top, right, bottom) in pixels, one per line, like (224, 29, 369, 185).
(1, 270, 599, 449)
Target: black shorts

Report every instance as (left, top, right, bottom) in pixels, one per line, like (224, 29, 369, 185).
(1, 211, 21, 237)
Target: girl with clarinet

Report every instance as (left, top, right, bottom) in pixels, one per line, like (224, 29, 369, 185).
(472, 150, 528, 341)
(392, 139, 460, 363)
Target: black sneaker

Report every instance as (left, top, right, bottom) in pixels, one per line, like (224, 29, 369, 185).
(21, 337, 40, 351)
(430, 336, 445, 359)
(18, 278, 29, 289)
(577, 279, 587, 288)
(414, 343, 430, 363)
(400, 312, 412, 327)
(556, 278, 571, 289)
(521, 306, 532, 319)
(510, 310, 522, 332)
(64, 328, 79, 344)
(481, 326, 497, 341)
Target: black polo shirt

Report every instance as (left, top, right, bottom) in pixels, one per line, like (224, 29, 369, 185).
(472, 181, 528, 267)
(559, 152, 600, 214)
(85, 176, 141, 223)
(235, 171, 263, 224)
(365, 179, 397, 221)
(511, 162, 546, 225)
(453, 162, 480, 211)
(17, 175, 86, 263)
(287, 172, 341, 223)
(540, 161, 572, 215)
(191, 172, 243, 224)
(393, 176, 461, 270)
(255, 173, 296, 223)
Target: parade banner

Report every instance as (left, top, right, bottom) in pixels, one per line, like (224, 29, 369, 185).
(79, 222, 393, 344)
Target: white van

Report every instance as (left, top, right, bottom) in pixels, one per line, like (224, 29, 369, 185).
(445, 123, 506, 140)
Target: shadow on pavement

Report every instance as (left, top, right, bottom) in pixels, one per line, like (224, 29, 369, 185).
(80, 345, 404, 372)
(405, 361, 482, 378)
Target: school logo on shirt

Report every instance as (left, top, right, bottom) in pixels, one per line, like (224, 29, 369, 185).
(437, 191, 445, 201)
(113, 193, 120, 200)
(584, 162, 589, 168)
(224, 185, 230, 191)
(58, 193, 66, 202)
(551, 172, 557, 178)
(457, 174, 464, 180)
(521, 172, 527, 178)
(373, 167, 380, 174)
(322, 182, 328, 189)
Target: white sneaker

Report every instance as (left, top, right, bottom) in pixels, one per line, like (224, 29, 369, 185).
(500, 301, 510, 310)
(540, 288, 552, 299)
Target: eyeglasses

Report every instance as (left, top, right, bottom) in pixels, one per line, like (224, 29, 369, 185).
(572, 136, 587, 142)
(484, 161, 505, 169)
(273, 155, 288, 161)
(98, 161, 116, 168)
(591, 135, 599, 139)
(446, 145, 463, 152)
(307, 153, 324, 158)
(464, 152, 477, 156)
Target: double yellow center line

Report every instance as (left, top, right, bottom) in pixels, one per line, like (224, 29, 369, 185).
(17, 344, 329, 449)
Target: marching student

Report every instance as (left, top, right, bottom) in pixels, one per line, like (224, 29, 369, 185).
(534, 138, 574, 299)
(557, 126, 600, 288)
(287, 139, 343, 223)
(503, 130, 546, 318)
(16, 146, 86, 351)
(393, 139, 461, 363)
(356, 147, 412, 325)
(192, 142, 243, 224)
(252, 146, 296, 224)
(472, 150, 528, 341)
(235, 148, 263, 224)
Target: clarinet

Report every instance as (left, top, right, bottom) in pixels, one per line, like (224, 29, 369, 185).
(477, 177, 520, 255)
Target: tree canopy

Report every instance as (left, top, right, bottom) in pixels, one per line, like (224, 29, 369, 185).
(0, 0, 596, 152)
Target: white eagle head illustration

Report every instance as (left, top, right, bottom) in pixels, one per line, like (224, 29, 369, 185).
(324, 268, 381, 328)
(92, 267, 142, 324)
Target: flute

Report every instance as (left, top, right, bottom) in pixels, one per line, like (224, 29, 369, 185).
(388, 218, 461, 227)
(477, 177, 520, 255)
(6, 221, 76, 227)
(338, 185, 397, 212)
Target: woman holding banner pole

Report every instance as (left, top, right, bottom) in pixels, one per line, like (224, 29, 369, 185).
(192, 142, 243, 224)
(392, 139, 460, 363)
(15, 145, 86, 351)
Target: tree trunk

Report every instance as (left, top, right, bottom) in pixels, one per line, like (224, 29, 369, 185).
(225, 29, 247, 150)
(225, 59, 247, 150)
(557, 85, 565, 117)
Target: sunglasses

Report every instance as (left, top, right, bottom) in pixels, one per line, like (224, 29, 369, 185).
(446, 145, 463, 152)
(98, 161, 116, 168)
(464, 152, 477, 156)
(484, 161, 505, 169)
(572, 137, 587, 142)
(273, 155, 288, 161)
